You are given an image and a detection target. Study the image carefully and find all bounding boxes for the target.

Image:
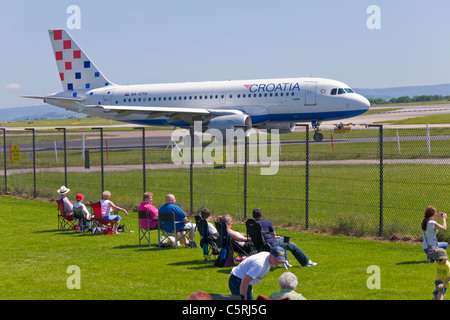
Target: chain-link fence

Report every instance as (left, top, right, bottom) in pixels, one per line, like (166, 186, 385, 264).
(1, 124, 449, 242)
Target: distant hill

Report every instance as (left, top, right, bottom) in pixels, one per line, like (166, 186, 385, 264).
(0, 105, 86, 122)
(355, 83, 450, 100)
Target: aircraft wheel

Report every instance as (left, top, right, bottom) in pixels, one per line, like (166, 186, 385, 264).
(313, 132, 324, 142)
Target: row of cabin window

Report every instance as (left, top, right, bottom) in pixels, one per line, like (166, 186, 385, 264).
(123, 92, 296, 103)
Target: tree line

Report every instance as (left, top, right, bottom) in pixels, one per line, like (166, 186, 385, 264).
(368, 95, 450, 105)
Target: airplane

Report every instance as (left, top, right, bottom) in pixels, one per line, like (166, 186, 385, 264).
(25, 29, 370, 142)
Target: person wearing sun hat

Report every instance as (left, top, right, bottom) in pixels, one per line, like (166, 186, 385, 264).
(228, 246, 287, 300)
(433, 248, 450, 300)
(56, 186, 73, 217)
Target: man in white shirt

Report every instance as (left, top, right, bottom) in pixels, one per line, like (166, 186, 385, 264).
(229, 246, 287, 300)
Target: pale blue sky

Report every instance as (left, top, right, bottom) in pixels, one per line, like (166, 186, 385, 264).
(1, 0, 450, 109)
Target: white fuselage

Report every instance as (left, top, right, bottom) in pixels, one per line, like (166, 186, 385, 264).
(49, 77, 370, 128)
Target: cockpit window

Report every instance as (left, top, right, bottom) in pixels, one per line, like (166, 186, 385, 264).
(332, 88, 353, 95)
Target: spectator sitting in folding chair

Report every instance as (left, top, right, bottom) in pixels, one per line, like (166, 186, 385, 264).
(138, 192, 159, 231)
(220, 215, 252, 255)
(201, 208, 219, 240)
(252, 208, 316, 268)
(57, 186, 73, 217)
(101, 191, 128, 234)
(159, 194, 197, 248)
(73, 193, 93, 228)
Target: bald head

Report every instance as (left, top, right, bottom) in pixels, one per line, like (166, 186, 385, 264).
(165, 194, 176, 204)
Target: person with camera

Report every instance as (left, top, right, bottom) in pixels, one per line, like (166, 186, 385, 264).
(422, 206, 448, 262)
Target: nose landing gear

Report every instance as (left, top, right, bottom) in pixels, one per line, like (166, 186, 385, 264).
(312, 120, 323, 142)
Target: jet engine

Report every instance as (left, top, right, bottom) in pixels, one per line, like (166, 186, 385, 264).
(207, 114, 252, 132)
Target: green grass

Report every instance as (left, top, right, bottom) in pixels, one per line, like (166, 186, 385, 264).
(371, 100, 450, 107)
(378, 114, 450, 125)
(2, 117, 123, 127)
(0, 195, 439, 300)
(361, 108, 403, 115)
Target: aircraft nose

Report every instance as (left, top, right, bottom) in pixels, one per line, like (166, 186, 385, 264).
(356, 94, 371, 111)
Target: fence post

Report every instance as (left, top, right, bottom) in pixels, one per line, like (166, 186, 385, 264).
(25, 128, 36, 198)
(1, 128, 6, 193)
(244, 133, 248, 219)
(295, 124, 309, 229)
(305, 125, 309, 230)
(134, 127, 146, 193)
(56, 128, 67, 187)
(190, 127, 194, 215)
(93, 127, 104, 193)
(368, 124, 384, 236)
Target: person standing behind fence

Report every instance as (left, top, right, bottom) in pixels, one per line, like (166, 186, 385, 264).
(138, 192, 158, 230)
(422, 206, 448, 261)
(101, 190, 128, 234)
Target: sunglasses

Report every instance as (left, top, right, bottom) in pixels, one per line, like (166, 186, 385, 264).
(437, 259, 447, 262)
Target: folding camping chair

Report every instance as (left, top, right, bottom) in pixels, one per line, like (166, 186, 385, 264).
(214, 219, 235, 267)
(214, 220, 251, 267)
(157, 211, 195, 249)
(245, 219, 271, 253)
(90, 201, 118, 234)
(73, 206, 91, 234)
(57, 199, 75, 231)
(245, 218, 292, 253)
(195, 215, 219, 262)
(138, 210, 158, 246)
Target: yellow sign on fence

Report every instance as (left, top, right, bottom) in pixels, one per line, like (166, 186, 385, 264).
(214, 152, 226, 169)
(11, 145, 20, 162)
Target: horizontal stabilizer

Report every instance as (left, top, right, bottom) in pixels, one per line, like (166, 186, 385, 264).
(23, 95, 84, 102)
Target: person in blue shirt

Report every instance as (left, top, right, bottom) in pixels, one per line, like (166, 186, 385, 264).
(158, 194, 197, 248)
(252, 208, 316, 268)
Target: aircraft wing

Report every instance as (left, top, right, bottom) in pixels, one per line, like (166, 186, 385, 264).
(86, 105, 245, 124)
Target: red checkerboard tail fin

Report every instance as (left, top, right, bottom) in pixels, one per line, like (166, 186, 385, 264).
(48, 29, 114, 92)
